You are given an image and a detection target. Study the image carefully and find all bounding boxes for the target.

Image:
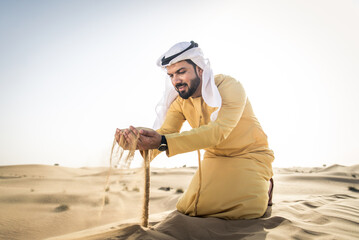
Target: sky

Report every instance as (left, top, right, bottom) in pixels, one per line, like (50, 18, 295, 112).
(0, 0, 358, 169)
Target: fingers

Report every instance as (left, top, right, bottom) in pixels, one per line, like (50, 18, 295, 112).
(115, 128, 128, 148)
(115, 126, 156, 150)
(123, 129, 132, 143)
(123, 126, 138, 141)
(129, 126, 137, 132)
(115, 128, 122, 142)
(139, 128, 156, 137)
(123, 126, 143, 150)
(129, 126, 140, 138)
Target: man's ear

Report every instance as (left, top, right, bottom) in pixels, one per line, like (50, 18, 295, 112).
(196, 66, 203, 76)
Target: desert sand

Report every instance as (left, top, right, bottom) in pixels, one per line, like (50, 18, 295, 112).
(0, 164, 358, 240)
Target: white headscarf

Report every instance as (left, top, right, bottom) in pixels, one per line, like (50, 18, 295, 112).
(153, 41, 222, 130)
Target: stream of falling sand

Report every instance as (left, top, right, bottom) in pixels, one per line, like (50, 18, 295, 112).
(99, 131, 151, 227)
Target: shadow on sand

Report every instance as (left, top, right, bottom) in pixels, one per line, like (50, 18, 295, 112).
(90, 206, 287, 240)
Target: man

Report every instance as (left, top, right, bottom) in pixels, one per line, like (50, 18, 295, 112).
(115, 41, 274, 219)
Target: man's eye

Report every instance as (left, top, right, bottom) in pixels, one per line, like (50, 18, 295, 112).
(179, 71, 185, 74)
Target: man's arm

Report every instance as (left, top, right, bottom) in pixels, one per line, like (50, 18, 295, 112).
(114, 97, 186, 159)
(124, 76, 247, 157)
(165, 75, 247, 157)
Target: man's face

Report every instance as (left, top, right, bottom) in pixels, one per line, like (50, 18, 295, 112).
(166, 61, 203, 99)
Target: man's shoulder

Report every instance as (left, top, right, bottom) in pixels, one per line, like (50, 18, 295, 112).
(214, 74, 238, 87)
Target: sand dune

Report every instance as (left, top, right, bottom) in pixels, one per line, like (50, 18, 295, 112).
(55, 194, 357, 240)
(0, 164, 358, 240)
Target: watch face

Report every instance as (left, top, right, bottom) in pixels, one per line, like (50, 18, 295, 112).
(158, 144, 168, 151)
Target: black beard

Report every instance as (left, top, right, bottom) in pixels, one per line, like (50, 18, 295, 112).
(176, 76, 200, 99)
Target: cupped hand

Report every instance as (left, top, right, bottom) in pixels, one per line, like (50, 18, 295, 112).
(115, 126, 161, 150)
(114, 127, 136, 150)
(129, 126, 162, 151)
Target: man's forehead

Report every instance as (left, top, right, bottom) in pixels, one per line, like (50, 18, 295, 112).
(166, 61, 189, 73)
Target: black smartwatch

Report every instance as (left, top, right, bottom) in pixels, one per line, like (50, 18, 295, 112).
(158, 135, 168, 151)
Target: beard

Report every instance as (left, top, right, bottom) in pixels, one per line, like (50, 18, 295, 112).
(175, 76, 201, 99)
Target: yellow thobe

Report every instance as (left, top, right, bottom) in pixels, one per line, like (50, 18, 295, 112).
(153, 74, 274, 219)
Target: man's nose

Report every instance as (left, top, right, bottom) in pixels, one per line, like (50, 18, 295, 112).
(172, 75, 182, 84)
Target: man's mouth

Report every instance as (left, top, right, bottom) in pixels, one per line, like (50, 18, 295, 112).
(176, 84, 187, 92)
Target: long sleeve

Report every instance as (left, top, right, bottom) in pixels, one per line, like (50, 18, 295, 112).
(145, 97, 186, 161)
(165, 75, 247, 157)
(157, 98, 186, 135)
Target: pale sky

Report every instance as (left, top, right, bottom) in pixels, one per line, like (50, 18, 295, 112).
(0, 0, 358, 168)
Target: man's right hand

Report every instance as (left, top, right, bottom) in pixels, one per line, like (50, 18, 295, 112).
(114, 128, 138, 150)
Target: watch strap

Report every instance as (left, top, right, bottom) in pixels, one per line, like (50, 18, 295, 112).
(158, 135, 168, 151)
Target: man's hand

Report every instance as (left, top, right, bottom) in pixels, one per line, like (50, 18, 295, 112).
(114, 127, 137, 150)
(115, 126, 161, 151)
(115, 128, 123, 144)
(128, 126, 161, 151)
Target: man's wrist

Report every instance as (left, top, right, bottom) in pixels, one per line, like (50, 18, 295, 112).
(158, 135, 168, 151)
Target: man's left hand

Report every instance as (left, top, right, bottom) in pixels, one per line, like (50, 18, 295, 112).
(128, 126, 161, 151)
